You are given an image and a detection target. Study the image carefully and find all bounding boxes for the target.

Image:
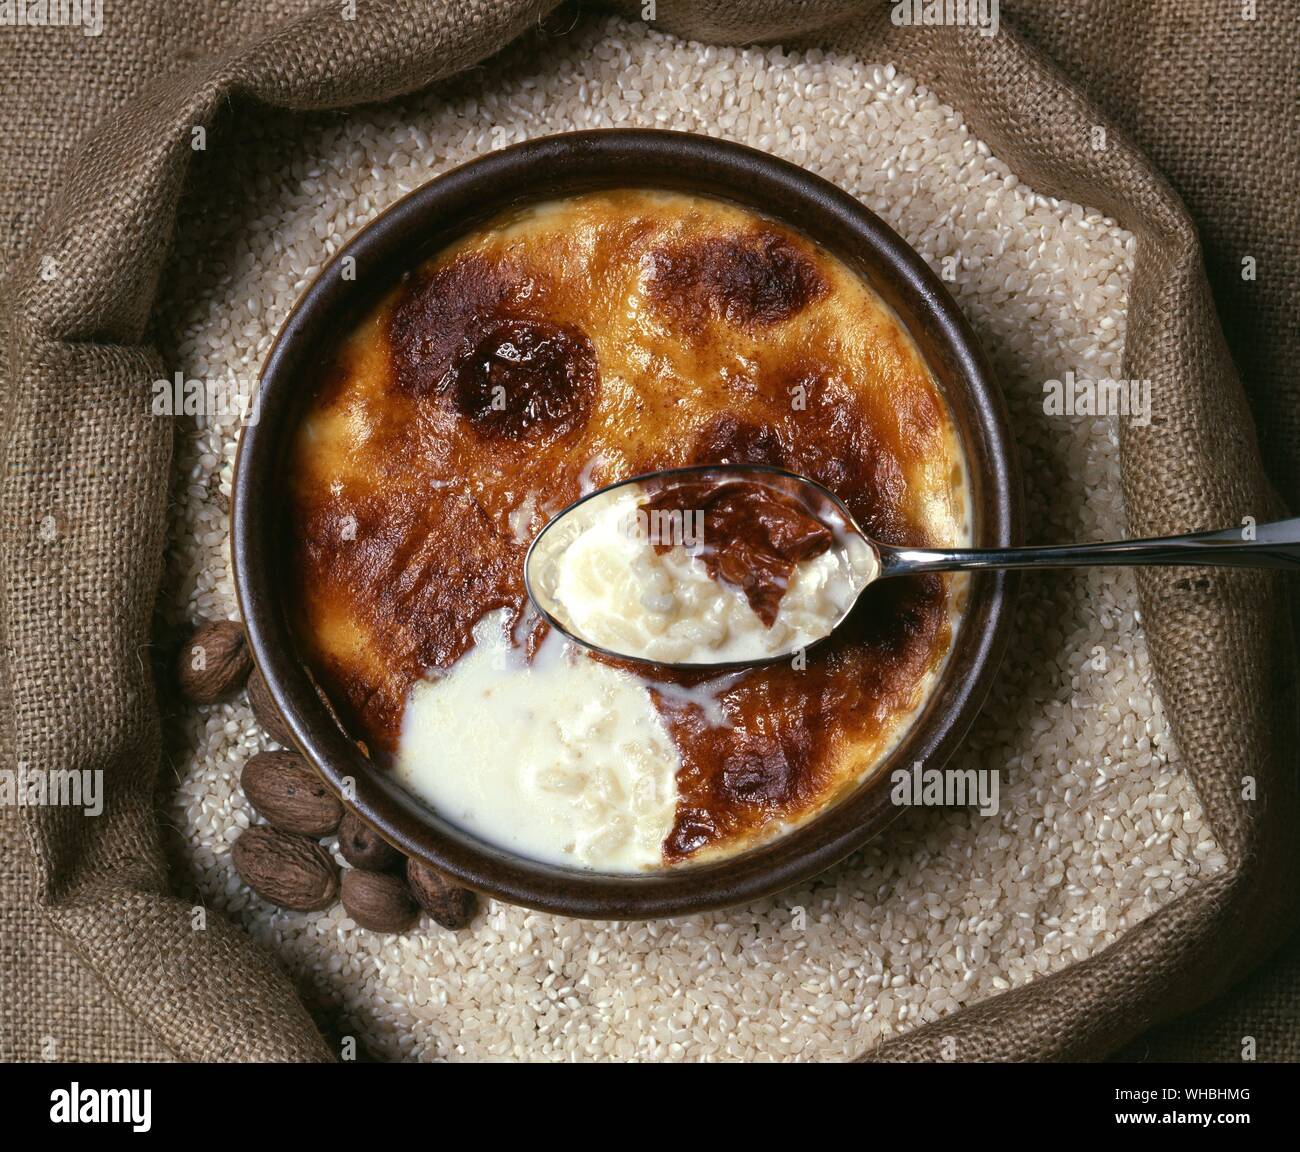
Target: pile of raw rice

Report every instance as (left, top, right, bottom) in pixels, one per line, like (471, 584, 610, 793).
(156, 15, 1225, 1061)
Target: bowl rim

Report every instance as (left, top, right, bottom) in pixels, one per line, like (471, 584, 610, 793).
(232, 128, 1022, 919)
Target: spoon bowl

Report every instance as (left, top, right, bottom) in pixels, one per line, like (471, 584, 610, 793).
(524, 463, 879, 671)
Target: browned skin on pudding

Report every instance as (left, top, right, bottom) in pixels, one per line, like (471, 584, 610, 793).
(288, 190, 963, 865)
(639, 477, 835, 627)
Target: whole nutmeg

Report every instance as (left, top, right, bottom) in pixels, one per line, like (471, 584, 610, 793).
(247, 665, 295, 747)
(407, 858, 477, 930)
(176, 620, 251, 704)
(341, 868, 418, 933)
(241, 750, 342, 837)
(338, 811, 403, 872)
(232, 825, 339, 911)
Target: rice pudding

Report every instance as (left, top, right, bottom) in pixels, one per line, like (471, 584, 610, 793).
(287, 188, 969, 871)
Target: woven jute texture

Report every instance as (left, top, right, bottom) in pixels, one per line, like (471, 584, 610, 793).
(1, 0, 1297, 1062)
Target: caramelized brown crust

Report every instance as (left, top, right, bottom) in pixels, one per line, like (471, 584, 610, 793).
(639, 477, 834, 627)
(288, 189, 966, 863)
(644, 229, 828, 329)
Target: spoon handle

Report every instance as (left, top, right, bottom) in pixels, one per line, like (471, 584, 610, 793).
(877, 517, 1300, 577)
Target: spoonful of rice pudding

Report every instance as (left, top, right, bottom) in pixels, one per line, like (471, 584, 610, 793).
(525, 463, 1300, 671)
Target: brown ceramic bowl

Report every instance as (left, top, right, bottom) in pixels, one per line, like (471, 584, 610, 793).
(232, 129, 1021, 919)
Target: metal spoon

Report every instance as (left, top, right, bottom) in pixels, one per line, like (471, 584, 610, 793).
(524, 463, 1300, 672)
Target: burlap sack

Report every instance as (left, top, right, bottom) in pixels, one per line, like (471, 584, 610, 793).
(2, 0, 1296, 1062)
